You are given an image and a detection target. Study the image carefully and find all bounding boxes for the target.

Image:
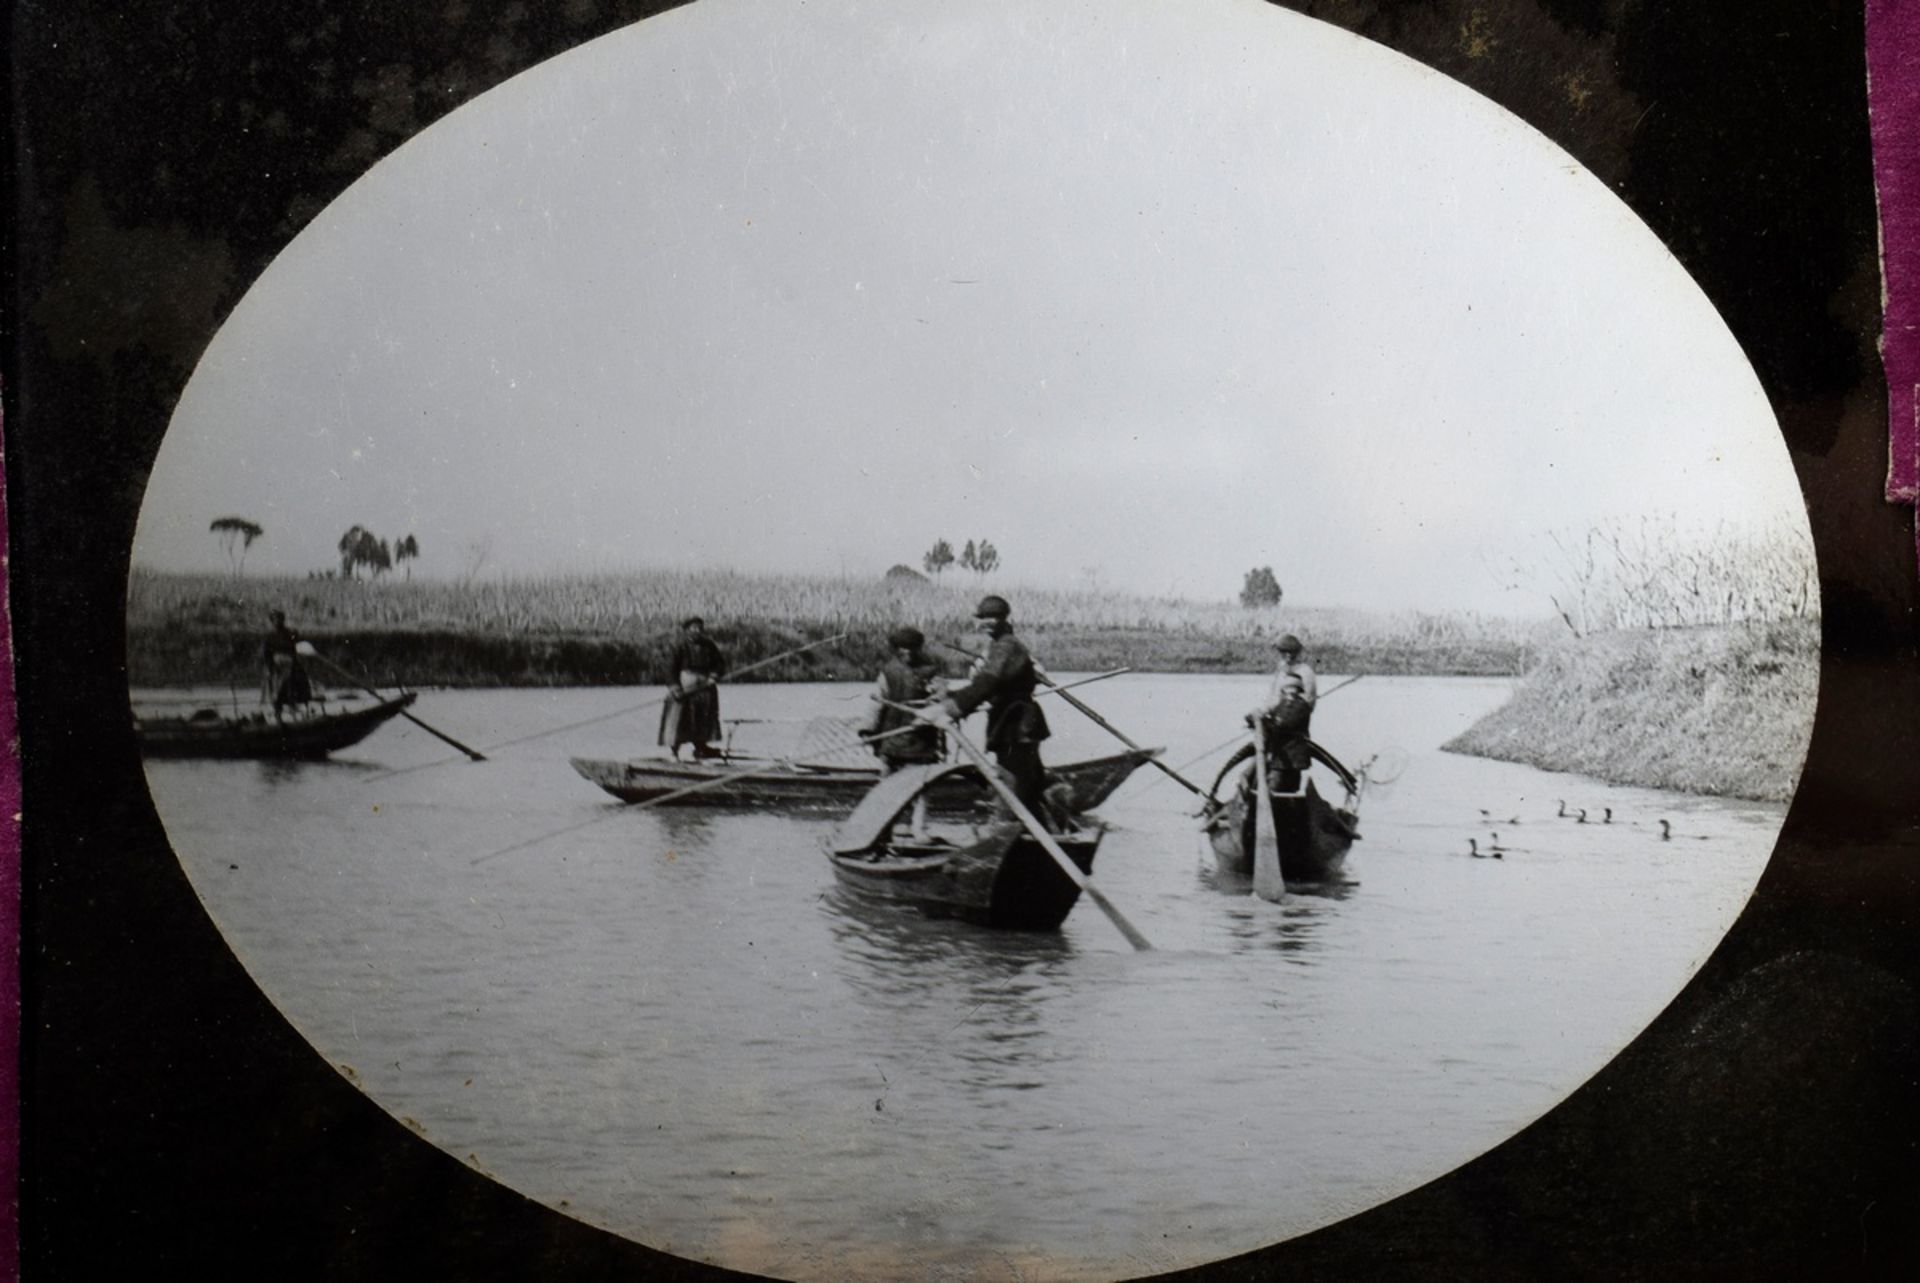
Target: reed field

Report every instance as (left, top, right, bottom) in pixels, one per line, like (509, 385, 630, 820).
(1442, 618, 1819, 802)
(125, 568, 1546, 687)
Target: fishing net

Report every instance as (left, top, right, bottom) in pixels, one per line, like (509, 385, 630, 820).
(793, 716, 880, 768)
(1356, 746, 1411, 790)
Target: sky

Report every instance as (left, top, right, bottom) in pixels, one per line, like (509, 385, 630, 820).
(132, 0, 1810, 614)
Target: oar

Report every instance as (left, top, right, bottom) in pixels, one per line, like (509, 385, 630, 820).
(306, 650, 488, 761)
(369, 632, 849, 782)
(936, 642, 1205, 798)
(909, 706, 1154, 953)
(1250, 730, 1286, 901)
(469, 716, 935, 866)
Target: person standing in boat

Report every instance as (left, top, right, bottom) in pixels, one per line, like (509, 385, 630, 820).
(659, 616, 729, 760)
(860, 626, 948, 772)
(1254, 633, 1317, 792)
(261, 609, 315, 720)
(924, 595, 1055, 824)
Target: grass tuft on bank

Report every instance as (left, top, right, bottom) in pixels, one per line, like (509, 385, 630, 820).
(1441, 619, 1818, 802)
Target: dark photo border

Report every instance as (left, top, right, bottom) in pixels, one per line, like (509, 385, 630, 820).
(10, 2, 1918, 1278)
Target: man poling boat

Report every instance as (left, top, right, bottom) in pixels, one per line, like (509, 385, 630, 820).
(658, 615, 728, 760)
(916, 594, 1056, 824)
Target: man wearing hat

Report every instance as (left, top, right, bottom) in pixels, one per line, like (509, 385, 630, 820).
(659, 616, 729, 759)
(1253, 633, 1317, 792)
(860, 626, 949, 773)
(928, 595, 1053, 821)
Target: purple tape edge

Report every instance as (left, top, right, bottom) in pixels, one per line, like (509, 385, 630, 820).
(1, 402, 18, 1271)
(1869, 0, 1920, 510)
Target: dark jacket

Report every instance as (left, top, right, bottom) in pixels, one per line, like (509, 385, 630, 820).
(869, 655, 946, 764)
(669, 635, 728, 682)
(947, 629, 1050, 754)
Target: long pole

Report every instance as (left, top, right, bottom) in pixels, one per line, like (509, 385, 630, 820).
(368, 631, 850, 783)
(307, 651, 489, 761)
(915, 710, 1153, 953)
(936, 641, 1203, 798)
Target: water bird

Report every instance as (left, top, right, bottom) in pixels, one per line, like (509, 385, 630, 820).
(1602, 807, 1614, 824)
(1556, 800, 1567, 817)
(1575, 809, 1588, 824)
(1468, 837, 1504, 860)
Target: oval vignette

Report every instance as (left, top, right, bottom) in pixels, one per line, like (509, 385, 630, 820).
(127, 1, 1817, 1279)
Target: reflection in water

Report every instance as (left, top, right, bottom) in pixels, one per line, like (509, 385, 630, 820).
(253, 756, 381, 788)
(820, 885, 1076, 1093)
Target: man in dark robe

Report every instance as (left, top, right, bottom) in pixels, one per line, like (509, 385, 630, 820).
(261, 609, 313, 719)
(932, 595, 1054, 823)
(659, 616, 728, 759)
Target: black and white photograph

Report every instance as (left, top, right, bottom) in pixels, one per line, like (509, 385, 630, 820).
(15, 1, 1918, 1280)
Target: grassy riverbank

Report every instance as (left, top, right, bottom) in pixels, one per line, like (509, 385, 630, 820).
(1441, 619, 1818, 802)
(125, 570, 1542, 687)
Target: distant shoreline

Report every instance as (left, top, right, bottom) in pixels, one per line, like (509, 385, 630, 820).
(124, 569, 1542, 687)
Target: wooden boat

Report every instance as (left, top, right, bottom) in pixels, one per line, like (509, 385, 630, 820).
(135, 692, 418, 760)
(827, 763, 1104, 930)
(1200, 739, 1361, 885)
(568, 746, 1158, 813)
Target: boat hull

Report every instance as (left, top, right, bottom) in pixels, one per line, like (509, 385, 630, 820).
(829, 825, 1102, 931)
(569, 748, 1156, 814)
(135, 693, 418, 760)
(1203, 773, 1358, 885)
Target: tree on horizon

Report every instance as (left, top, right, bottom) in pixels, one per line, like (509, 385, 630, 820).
(338, 525, 391, 579)
(1240, 566, 1283, 608)
(209, 515, 264, 576)
(923, 538, 955, 576)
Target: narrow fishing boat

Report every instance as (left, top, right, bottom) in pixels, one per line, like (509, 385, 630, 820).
(135, 692, 418, 760)
(827, 762, 1104, 931)
(568, 746, 1157, 813)
(1200, 739, 1361, 885)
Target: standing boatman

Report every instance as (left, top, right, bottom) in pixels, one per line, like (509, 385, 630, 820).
(860, 627, 948, 773)
(1249, 633, 1318, 792)
(923, 595, 1054, 823)
(659, 616, 729, 759)
(861, 626, 948, 840)
(261, 608, 315, 720)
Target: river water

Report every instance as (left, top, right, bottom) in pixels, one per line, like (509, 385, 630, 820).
(139, 675, 1789, 1280)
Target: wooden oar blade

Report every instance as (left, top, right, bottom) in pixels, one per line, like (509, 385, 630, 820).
(1251, 735, 1286, 902)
